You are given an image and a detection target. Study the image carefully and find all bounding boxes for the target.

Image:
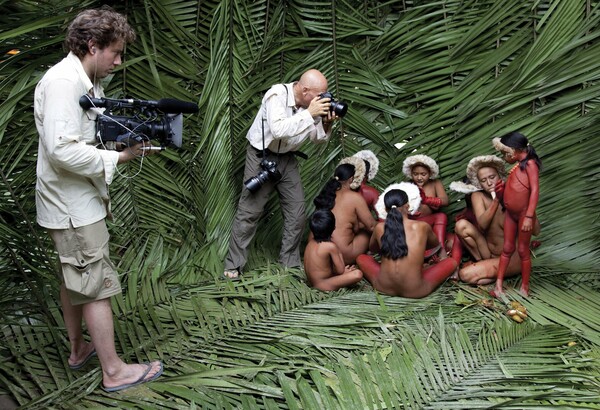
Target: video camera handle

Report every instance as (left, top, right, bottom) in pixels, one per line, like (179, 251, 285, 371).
(79, 95, 198, 114)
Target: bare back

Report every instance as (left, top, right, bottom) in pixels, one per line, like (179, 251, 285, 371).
(303, 238, 363, 291)
(304, 239, 343, 286)
(331, 188, 376, 264)
(370, 218, 439, 297)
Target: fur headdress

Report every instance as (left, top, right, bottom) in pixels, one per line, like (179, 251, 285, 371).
(338, 156, 366, 190)
(492, 137, 514, 155)
(402, 154, 439, 179)
(375, 182, 421, 219)
(449, 155, 506, 193)
(353, 150, 379, 181)
(449, 180, 481, 194)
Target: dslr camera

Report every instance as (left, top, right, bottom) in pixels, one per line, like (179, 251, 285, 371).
(319, 91, 348, 117)
(244, 159, 282, 193)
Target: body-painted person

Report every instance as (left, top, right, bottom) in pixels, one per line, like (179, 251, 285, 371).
(402, 154, 449, 258)
(491, 132, 542, 297)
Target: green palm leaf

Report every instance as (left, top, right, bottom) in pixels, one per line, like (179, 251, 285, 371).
(2, 0, 600, 408)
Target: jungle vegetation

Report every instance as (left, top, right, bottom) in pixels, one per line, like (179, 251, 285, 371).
(1, 0, 599, 408)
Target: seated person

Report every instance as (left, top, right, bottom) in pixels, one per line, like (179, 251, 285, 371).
(402, 154, 449, 257)
(313, 157, 377, 264)
(304, 209, 363, 291)
(356, 189, 461, 298)
(352, 150, 380, 219)
(450, 155, 540, 285)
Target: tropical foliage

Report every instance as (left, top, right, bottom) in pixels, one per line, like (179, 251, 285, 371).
(1, 0, 599, 408)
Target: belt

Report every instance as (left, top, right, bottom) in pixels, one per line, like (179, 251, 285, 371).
(252, 146, 307, 160)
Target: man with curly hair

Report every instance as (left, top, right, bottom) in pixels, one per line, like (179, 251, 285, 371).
(35, 7, 162, 391)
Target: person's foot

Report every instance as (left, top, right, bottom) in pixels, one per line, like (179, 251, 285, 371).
(449, 266, 460, 281)
(68, 342, 96, 370)
(102, 361, 163, 392)
(223, 268, 241, 280)
(518, 286, 530, 297)
(489, 287, 505, 299)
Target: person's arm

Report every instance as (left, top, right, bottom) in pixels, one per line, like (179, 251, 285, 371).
(434, 180, 449, 207)
(471, 191, 499, 232)
(264, 87, 331, 142)
(329, 243, 347, 275)
(40, 78, 120, 181)
(425, 224, 440, 250)
(355, 196, 377, 232)
(369, 223, 384, 253)
(419, 180, 448, 210)
(522, 161, 540, 232)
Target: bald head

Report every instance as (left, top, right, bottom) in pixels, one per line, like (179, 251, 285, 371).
(294, 69, 328, 109)
(299, 69, 328, 90)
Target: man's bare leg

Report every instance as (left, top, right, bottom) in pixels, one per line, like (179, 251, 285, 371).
(454, 220, 490, 261)
(60, 284, 95, 367)
(82, 298, 161, 390)
(313, 268, 363, 291)
(459, 252, 521, 285)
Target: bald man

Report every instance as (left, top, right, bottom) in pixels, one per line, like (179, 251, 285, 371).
(224, 69, 339, 279)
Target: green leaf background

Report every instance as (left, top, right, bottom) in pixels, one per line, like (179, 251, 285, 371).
(1, 0, 599, 408)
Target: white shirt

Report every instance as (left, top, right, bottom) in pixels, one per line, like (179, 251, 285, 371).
(246, 83, 330, 153)
(34, 52, 120, 229)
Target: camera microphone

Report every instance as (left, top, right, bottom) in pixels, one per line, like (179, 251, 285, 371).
(79, 95, 198, 114)
(79, 95, 106, 110)
(155, 98, 198, 114)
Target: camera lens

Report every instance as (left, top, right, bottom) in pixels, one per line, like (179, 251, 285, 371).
(244, 170, 270, 193)
(331, 101, 348, 117)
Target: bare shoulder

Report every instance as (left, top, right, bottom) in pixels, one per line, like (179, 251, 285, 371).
(347, 189, 366, 202)
(471, 191, 485, 201)
(471, 190, 490, 206)
(405, 218, 428, 231)
(318, 240, 340, 254)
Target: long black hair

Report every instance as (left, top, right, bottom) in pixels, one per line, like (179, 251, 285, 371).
(500, 132, 542, 171)
(309, 209, 335, 242)
(313, 164, 355, 210)
(380, 189, 409, 259)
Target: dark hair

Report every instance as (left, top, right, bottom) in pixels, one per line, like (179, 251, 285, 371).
(500, 132, 542, 171)
(380, 189, 409, 259)
(313, 164, 355, 210)
(66, 7, 136, 58)
(309, 209, 335, 242)
(363, 159, 371, 181)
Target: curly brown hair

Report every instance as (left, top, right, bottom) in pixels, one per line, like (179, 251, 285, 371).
(65, 6, 136, 58)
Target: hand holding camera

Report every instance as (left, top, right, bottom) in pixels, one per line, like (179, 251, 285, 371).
(307, 91, 348, 120)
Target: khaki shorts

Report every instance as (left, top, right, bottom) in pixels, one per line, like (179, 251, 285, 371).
(48, 220, 121, 306)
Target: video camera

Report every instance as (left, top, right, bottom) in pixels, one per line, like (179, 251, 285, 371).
(79, 95, 198, 150)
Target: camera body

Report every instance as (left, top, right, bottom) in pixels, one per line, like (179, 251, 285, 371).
(97, 113, 183, 149)
(244, 159, 282, 193)
(79, 95, 197, 150)
(319, 91, 348, 117)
